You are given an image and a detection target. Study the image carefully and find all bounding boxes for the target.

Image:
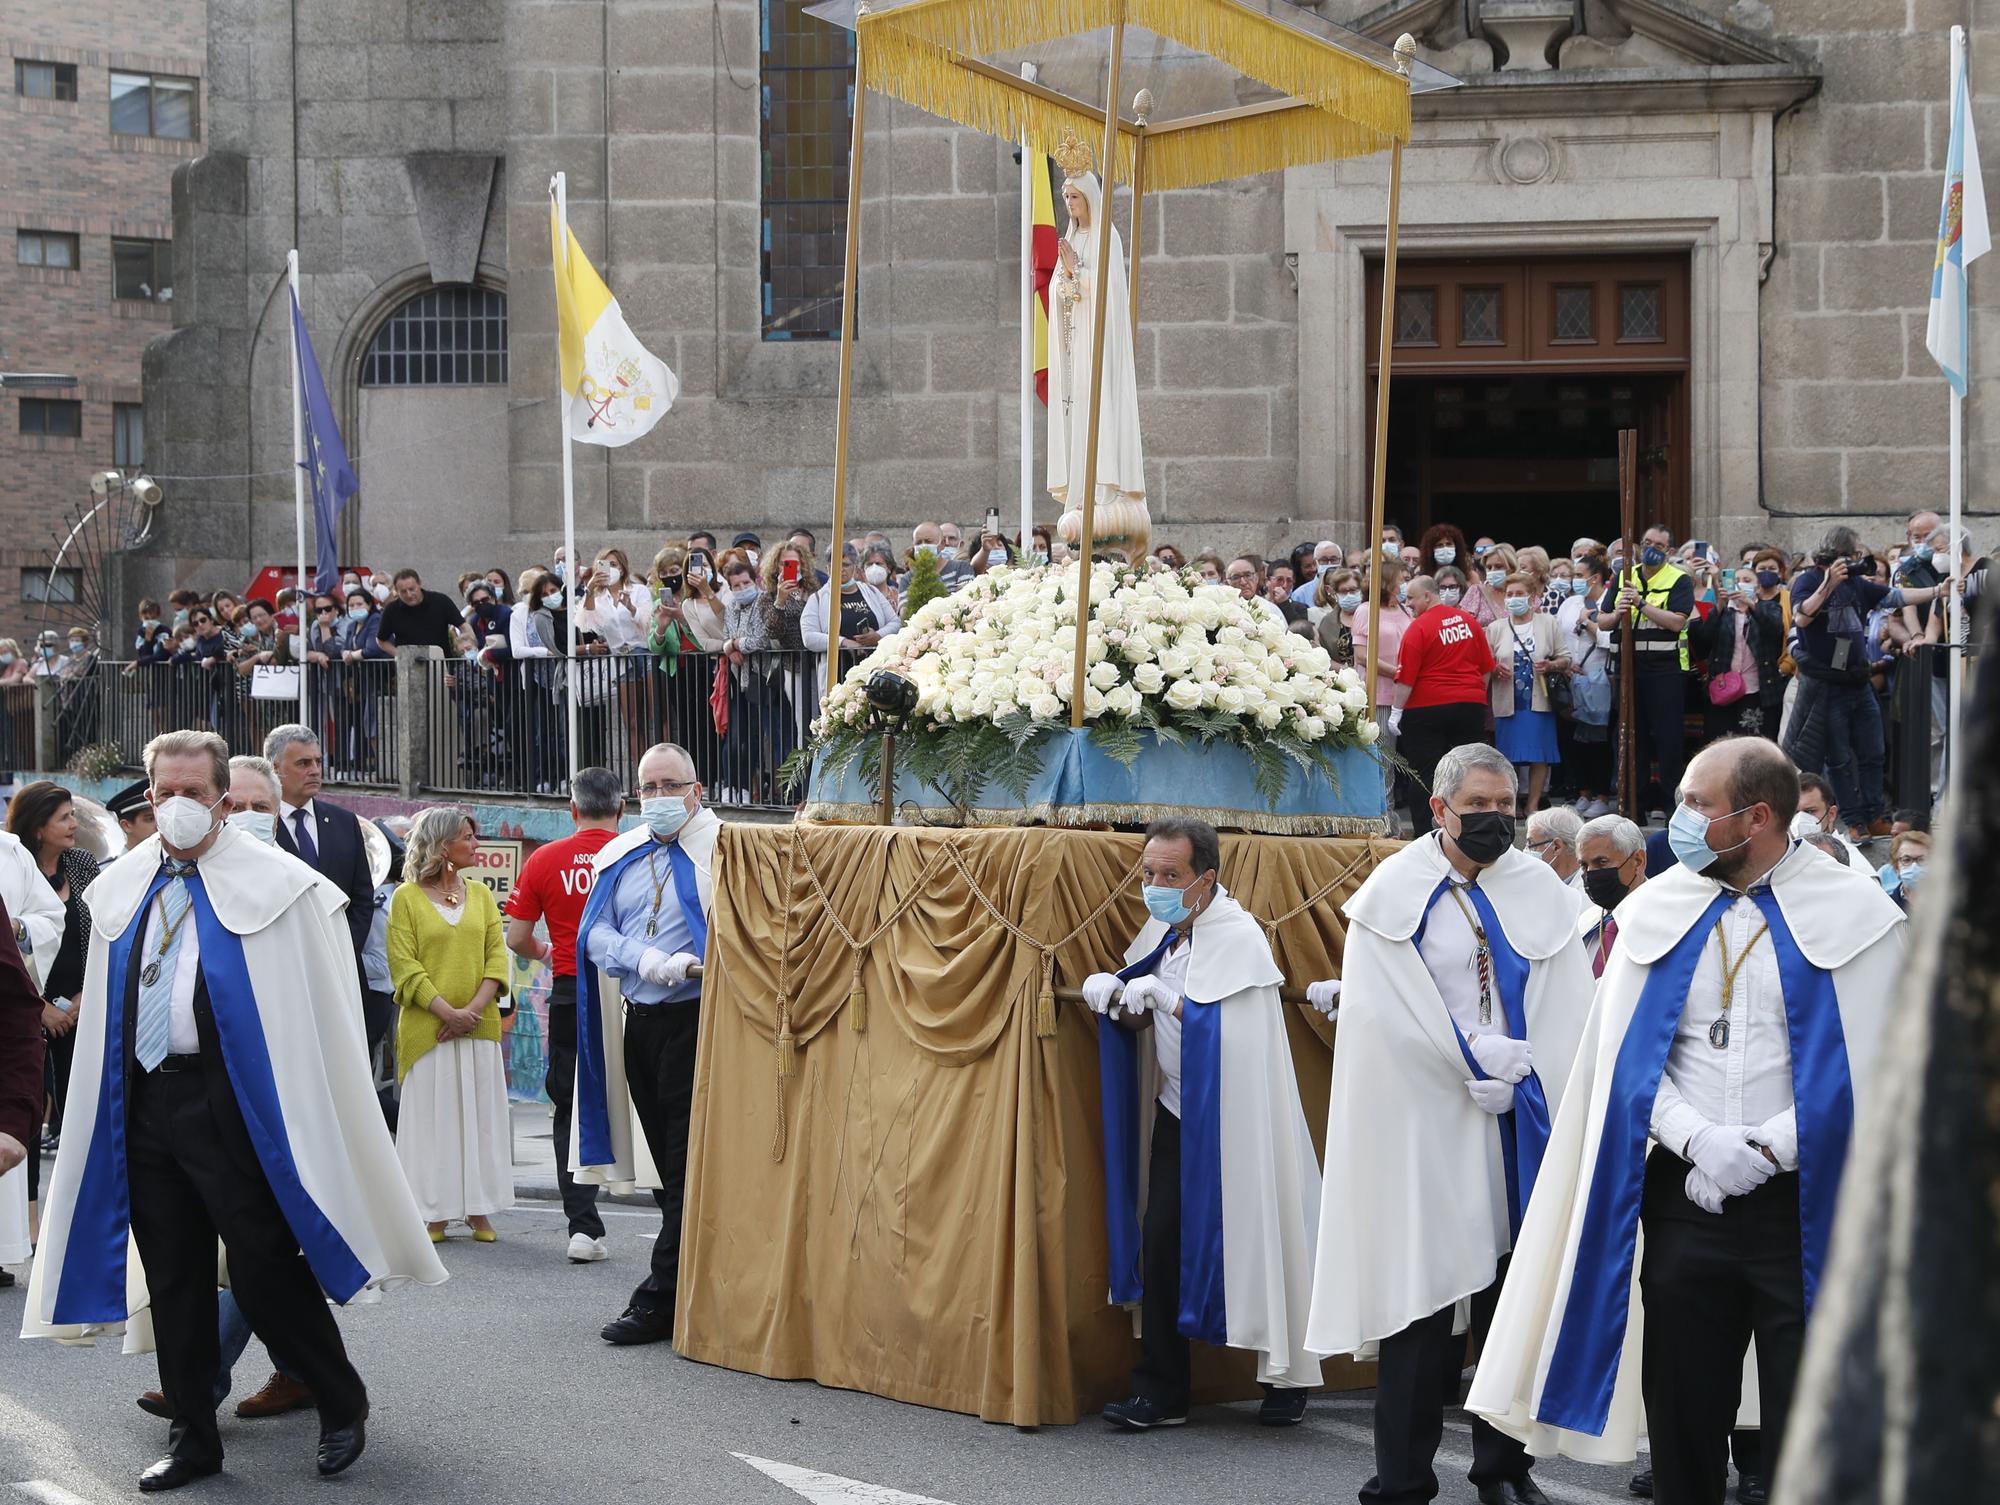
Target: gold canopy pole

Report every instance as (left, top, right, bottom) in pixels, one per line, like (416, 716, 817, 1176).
(1128, 89, 1152, 333)
(1068, 13, 1126, 731)
(826, 9, 870, 704)
(1363, 35, 1417, 711)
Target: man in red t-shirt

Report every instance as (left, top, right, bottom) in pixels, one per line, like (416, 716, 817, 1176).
(1390, 575, 1498, 836)
(505, 766, 625, 1262)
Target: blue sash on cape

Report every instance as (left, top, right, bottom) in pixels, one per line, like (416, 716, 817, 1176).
(53, 873, 370, 1325)
(574, 837, 706, 1167)
(1096, 930, 1229, 1345)
(1534, 892, 1853, 1435)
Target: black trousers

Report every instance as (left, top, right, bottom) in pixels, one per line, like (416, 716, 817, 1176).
(1134, 1107, 1189, 1411)
(1640, 1147, 1805, 1505)
(624, 999, 700, 1320)
(543, 981, 603, 1239)
(1400, 701, 1489, 835)
(1363, 1261, 1531, 1504)
(1630, 670, 1689, 809)
(126, 1059, 367, 1468)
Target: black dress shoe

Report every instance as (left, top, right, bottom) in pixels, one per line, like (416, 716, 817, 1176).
(1736, 1475, 1767, 1505)
(1629, 1469, 1654, 1498)
(1256, 1387, 1309, 1426)
(599, 1305, 670, 1345)
(138, 1455, 220, 1492)
(1101, 1395, 1187, 1431)
(1477, 1481, 1552, 1505)
(316, 1414, 366, 1477)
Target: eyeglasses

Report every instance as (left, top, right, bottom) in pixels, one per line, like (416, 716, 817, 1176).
(637, 779, 696, 799)
(315, 606, 335, 615)
(1526, 837, 1562, 854)
(1225, 571, 1258, 583)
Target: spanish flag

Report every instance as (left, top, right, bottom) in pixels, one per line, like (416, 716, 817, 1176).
(550, 193, 679, 448)
(1030, 149, 1059, 405)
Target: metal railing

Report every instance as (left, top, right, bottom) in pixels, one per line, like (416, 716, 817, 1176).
(0, 683, 36, 776)
(420, 649, 817, 807)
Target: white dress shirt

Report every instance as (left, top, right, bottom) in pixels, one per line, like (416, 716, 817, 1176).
(1414, 871, 1492, 1039)
(141, 882, 205, 1056)
(574, 582, 653, 653)
(1649, 891, 1797, 1167)
(1150, 938, 1193, 1117)
(278, 799, 317, 857)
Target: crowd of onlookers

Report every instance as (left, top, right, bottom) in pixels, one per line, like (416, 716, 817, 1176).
(6, 507, 1985, 823)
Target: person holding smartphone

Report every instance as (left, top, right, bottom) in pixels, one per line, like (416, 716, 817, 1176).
(801, 545, 902, 685)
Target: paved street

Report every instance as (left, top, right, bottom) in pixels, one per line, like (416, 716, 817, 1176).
(1, 1108, 1641, 1505)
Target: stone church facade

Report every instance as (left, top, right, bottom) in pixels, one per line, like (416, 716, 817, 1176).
(135, 0, 1993, 610)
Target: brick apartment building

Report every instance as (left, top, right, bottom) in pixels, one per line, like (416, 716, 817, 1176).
(0, 0, 206, 646)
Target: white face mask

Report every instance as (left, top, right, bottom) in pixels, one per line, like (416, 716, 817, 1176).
(154, 793, 223, 850)
(226, 810, 277, 845)
(864, 563, 889, 586)
(745, 549, 760, 568)
(601, 564, 623, 586)
(371, 581, 391, 602)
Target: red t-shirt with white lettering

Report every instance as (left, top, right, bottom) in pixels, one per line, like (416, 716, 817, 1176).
(505, 827, 618, 977)
(1395, 606, 1496, 709)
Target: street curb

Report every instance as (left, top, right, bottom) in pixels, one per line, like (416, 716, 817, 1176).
(514, 1178, 657, 1208)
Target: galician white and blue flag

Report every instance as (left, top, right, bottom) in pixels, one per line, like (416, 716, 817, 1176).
(1926, 26, 1989, 396)
(289, 286, 359, 593)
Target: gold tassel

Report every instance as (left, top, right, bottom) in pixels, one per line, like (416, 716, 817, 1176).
(1036, 949, 1059, 1038)
(847, 954, 868, 1033)
(776, 996, 797, 1079)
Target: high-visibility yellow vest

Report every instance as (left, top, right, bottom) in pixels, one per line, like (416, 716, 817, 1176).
(1618, 561, 1691, 671)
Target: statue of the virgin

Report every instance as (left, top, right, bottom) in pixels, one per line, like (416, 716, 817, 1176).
(1047, 132, 1150, 559)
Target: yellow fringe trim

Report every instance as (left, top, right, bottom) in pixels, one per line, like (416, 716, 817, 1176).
(859, 0, 1409, 194)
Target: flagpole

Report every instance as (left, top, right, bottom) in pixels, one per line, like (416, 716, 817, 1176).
(554, 172, 581, 789)
(288, 249, 309, 732)
(1946, 24, 1968, 791)
(1019, 63, 1036, 549)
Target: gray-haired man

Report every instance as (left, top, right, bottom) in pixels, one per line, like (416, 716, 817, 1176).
(1524, 806, 1583, 890)
(265, 725, 374, 990)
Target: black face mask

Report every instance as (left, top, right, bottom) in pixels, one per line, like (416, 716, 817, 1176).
(662, 575, 683, 593)
(1448, 809, 1515, 866)
(1582, 866, 1632, 912)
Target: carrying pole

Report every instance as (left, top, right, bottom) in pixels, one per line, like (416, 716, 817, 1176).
(1363, 38, 1417, 715)
(287, 250, 310, 732)
(1616, 428, 1639, 818)
(1020, 63, 1037, 548)
(553, 173, 581, 783)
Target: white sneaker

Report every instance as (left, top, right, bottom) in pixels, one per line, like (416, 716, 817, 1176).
(566, 1233, 608, 1264)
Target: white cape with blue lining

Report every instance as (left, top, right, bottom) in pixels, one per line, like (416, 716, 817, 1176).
(1098, 888, 1326, 1389)
(1307, 836, 1593, 1359)
(22, 825, 446, 1348)
(1466, 842, 1902, 1463)
(568, 810, 718, 1195)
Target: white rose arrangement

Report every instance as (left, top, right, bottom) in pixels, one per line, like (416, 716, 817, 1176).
(787, 561, 1381, 810)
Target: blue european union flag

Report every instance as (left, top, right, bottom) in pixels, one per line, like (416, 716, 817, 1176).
(290, 288, 358, 594)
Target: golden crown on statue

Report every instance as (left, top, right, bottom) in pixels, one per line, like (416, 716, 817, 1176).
(1053, 130, 1094, 182)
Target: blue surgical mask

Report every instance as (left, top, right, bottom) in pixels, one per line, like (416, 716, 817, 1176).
(1398, 584, 1410, 603)
(1142, 881, 1196, 925)
(733, 585, 760, 606)
(544, 591, 565, 611)
(987, 548, 1008, 567)
(347, 605, 368, 622)
(141, 618, 161, 631)
(1571, 578, 1591, 595)
(1641, 544, 1668, 568)
(1505, 596, 1532, 617)
(1031, 551, 1049, 565)
(1485, 568, 1507, 586)
(226, 810, 276, 845)
(1319, 561, 1339, 579)
(172, 609, 189, 629)
(1912, 544, 1933, 563)
(1336, 591, 1363, 612)
(1433, 546, 1456, 565)
(1896, 862, 1926, 888)
(641, 795, 690, 839)
(1440, 586, 1463, 605)
(0, 654, 13, 667)
(937, 545, 958, 562)
(1666, 801, 1754, 874)
(554, 560, 567, 582)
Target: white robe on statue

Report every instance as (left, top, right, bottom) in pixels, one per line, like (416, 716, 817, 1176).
(22, 825, 446, 1348)
(1307, 836, 1593, 1359)
(1048, 170, 1147, 537)
(1467, 842, 1901, 1464)
(1097, 889, 1324, 1388)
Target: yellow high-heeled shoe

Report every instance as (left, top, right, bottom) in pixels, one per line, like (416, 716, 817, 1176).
(428, 1227, 446, 1244)
(471, 1227, 497, 1243)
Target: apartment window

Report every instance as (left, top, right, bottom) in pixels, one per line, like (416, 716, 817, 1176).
(22, 567, 81, 606)
(110, 70, 198, 140)
(19, 398, 82, 438)
(17, 230, 79, 269)
(15, 60, 78, 101)
(114, 403, 144, 467)
(760, 0, 856, 339)
(112, 237, 172, 301)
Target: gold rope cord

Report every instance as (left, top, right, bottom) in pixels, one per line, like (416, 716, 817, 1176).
(796, 838, 961, 1034)
(770, 826, 805, 1162)
(1252, 839, 1381, 944)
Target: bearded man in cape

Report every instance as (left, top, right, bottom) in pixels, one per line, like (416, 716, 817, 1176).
(1308, 742, 1592, 1505)
(22, 731, 444, 1491)
(571, 741, 719, 1348)
(1082, 816, 1324, 1431)
(1468, 737, 1901, 1505)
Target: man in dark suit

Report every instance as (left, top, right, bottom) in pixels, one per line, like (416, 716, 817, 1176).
(264, 725, 373, 993)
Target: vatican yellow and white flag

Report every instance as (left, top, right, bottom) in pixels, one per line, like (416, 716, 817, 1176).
(550, 193, 678, 447)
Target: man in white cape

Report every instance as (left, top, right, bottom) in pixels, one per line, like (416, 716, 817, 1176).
(1468, 738, 1901, 1505)
(1308, 743, 1592, 1505)
(1082, 816, 1323, 1430)
(571, 741, 719, 1347)
(22, 731, 443, 1491)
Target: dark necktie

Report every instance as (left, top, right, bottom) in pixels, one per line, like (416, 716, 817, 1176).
(291, 808, 319, 867)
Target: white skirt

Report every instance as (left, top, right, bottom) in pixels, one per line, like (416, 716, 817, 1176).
(394, 1038, 514, 1222)
(0, 1160, 30, 1265)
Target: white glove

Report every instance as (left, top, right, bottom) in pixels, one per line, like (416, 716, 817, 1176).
(1466, 1031, 1533, 1085)
(1306, 978, 1342, 1018)
(638, 948, 699, 987)
(1683, 1166, 1727, 1215)
(1387, 707, 1404, 737)
(1081, 972, 1123, 1015)
(1120, 975, 1177, 1018)
(1686, 1123, 1777, 1198)
(1465, 1078, 1516, 1114)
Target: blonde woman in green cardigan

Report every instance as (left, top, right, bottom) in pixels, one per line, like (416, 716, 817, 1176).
(388, 808, 513, 1243)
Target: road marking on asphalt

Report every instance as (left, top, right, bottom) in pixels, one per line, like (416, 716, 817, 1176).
(15, 1482, 98, 1505)
(734, 1453, 954, 1504)
(1308, 1419, 1633, 1505)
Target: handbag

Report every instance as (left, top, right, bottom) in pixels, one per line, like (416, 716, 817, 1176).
(1568, 641, 1611, 726)
(1708, 670, 1748, 706)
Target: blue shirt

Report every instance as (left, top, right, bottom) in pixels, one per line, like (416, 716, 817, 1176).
(586, 839, 701, 1005)
(1789, 569, 1904, 681)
